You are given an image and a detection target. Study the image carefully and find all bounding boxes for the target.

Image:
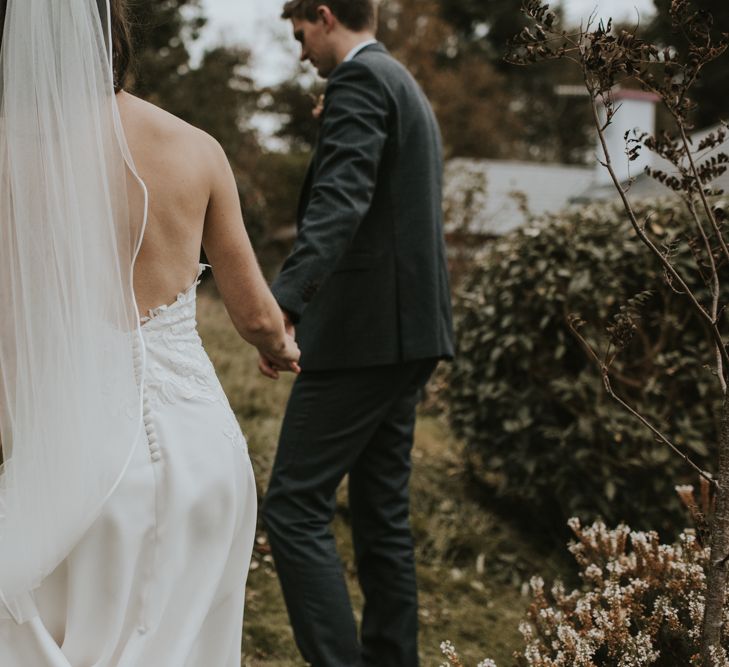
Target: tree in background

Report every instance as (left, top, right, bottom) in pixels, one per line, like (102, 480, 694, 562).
(426, 0, 729, 164)
(263, 76, 323, 154)
(129, 0, 259, 157)
(438, 0, 527, 58)
(263, 0, 593, 163)
(648, 0, 729, 129)
(432, 0, 595, 163)
(127, 0, 284, 253)
(128, 0, 206, 104)
(377, 0, 521, 159)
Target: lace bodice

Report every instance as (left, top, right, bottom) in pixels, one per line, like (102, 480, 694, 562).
(138, 265, 245, 450)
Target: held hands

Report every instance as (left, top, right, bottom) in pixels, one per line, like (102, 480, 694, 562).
(258, 310, 300, 380)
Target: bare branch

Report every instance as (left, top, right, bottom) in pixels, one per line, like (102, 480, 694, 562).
(678, 123, 729, 268)
(568, 317, 717, 488)
(685, 198, 727, 392)
(587, 90, 729, 373)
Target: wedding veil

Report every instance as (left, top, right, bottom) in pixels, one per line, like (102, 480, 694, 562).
(0, 0, 148, 621)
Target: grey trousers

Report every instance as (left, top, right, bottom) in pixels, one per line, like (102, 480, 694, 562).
(262, 359, 437, 667)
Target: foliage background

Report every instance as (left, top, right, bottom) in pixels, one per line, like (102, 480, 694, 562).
(128, 0, 729, 262)
(448, 199, 724, 538)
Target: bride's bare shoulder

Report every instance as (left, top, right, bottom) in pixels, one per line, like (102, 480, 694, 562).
(117, 92, 226, 169)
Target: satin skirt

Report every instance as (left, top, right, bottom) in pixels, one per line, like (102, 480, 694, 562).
(0, 277, 257, 666)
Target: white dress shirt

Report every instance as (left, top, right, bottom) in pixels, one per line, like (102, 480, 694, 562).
(343, 38, 378, 62)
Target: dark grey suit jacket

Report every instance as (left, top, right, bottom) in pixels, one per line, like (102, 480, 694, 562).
(271, 43, 454, 371)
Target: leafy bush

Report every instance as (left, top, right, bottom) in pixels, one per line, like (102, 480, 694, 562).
(448, 199, 724, 534)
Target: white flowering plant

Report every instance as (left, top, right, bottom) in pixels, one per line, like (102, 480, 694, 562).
(441, 518, 729, 666)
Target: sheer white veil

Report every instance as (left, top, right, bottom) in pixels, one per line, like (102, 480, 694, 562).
(0, 0, 148, 622)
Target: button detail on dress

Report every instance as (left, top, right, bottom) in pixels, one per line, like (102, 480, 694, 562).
(142, 393, 159, 462)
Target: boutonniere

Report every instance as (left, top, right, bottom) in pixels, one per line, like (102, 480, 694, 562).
(310, 93, 325, 121)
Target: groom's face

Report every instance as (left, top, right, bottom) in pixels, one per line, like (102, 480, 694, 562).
(291, 17, 338, 79)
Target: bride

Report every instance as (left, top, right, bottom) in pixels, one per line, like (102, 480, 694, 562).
(0, 0, 299, 665)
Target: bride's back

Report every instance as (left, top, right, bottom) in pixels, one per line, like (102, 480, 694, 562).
(116, 91, 219, 316)
(114, 90, 298, 375)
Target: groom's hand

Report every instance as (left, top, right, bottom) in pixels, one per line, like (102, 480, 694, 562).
(257, 313, 300, 379)
(258, 353, 281, 380)
(282, 310, 295, 339)
(258, 350, 301, 380)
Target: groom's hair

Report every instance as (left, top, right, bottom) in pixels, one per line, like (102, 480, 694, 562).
(0, 0, 133, 93)
(281, 0, 377, 32)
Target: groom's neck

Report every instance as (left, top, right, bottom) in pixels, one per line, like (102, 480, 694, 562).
(332, 30, 377, 65)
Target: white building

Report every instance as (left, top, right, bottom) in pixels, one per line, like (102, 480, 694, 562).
(443, 88, 728, 237)
(443, 159, 595, 237)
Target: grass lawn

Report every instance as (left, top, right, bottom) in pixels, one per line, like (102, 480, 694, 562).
(197, 287, 560, 666)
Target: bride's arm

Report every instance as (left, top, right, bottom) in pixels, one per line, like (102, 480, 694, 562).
(202, 141, 299, 374)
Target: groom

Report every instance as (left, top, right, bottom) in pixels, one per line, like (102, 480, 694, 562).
(261, 1, 454, 665)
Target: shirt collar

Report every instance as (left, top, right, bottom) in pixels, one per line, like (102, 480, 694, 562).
(343, 39, 378, 63)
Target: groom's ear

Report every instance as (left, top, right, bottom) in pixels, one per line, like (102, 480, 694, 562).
(317, 5, 337, 32)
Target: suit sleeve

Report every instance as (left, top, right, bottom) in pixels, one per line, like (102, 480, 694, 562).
(271, 61, 389, 322)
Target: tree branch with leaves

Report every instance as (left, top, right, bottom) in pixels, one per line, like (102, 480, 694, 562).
(508, 1, 729, 663)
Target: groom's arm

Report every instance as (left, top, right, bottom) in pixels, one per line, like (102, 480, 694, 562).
(271, 61, 389, 322)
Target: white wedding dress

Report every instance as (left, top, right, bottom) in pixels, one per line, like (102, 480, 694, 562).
(0, 266, 257, 667)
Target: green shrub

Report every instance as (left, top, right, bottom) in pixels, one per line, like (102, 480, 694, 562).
(448, 199, 723, 535)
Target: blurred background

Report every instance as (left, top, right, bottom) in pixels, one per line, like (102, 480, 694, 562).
(132, 0, 728, 267)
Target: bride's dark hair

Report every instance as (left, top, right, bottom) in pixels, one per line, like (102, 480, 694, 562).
(108, 0, 134, 91)
(0, 0, 134, 92)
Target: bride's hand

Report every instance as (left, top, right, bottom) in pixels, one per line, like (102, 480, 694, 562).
(258, 334, 301, 380)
